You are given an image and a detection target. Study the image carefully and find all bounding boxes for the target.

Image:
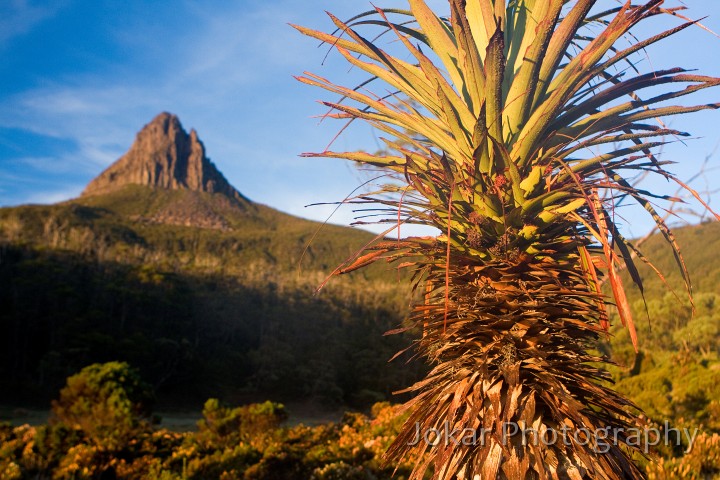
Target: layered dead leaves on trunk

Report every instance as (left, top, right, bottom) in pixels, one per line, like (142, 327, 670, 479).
(295, 0, 720, 478)
(384, 242, 646, 479)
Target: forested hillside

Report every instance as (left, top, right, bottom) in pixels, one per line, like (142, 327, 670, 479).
(601, 221, 720, 438)
(0, 185, 422, 407)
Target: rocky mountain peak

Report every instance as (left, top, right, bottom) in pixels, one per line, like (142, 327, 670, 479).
(82, 112, 249, 206)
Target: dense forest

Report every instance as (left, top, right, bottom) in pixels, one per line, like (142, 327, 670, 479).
(0, 186, 423, 408)
(1, 187, 719, 415)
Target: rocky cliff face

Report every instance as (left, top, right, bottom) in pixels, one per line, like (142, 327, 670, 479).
(83, 112, 249, 205)
(80, 112, 253, 229)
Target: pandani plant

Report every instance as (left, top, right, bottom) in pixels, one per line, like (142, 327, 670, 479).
(293, 1, 720, 479)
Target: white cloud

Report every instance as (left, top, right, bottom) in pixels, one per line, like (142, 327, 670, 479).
(0, 84, 161, 204)
(23, 186, 84, 205)
(0, 0, 67, 46)
(4, 0, 716, 236)
(14, 153, 103, 174)
(0, 1, 375, 209)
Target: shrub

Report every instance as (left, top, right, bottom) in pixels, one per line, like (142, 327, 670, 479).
(196, 399, 286, 450)
(51, 362, 154, 449)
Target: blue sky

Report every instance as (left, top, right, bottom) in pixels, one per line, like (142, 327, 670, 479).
(1, 0, 719, 238)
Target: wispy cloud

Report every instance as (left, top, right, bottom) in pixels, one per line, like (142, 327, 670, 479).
(14, 153, 105, 174)
(22, 186, 84, 205)
(0, 1, 375, 209)
(0, 0, 67, 46)
(0, 85, 154, 171)
(3, 0, 717, 235)
(0, 160, 85, 206)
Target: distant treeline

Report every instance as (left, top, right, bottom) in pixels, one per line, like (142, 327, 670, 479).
(0, 243, 424, 407)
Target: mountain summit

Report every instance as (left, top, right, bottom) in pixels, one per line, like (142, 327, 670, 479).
(82, 112, 248, 205)
(80, 112, 253, 229)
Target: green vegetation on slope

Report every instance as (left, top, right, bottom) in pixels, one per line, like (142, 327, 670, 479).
(1, 184, 383, 273)
(0, 186, 422, 407)
(588, 221, 720, 477)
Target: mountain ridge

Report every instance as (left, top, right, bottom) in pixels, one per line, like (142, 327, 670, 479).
(0, 112, 384, 273)
(82, 112, 244, 198)
(81, 113, 252, 229)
